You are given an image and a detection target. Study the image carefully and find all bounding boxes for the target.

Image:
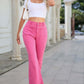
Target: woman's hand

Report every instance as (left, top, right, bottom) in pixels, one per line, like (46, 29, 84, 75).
(48, 0, 55, 6)
(16, 34, 21, 45)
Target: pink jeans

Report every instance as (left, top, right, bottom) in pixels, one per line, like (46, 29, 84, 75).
(22, 20, 48, 84)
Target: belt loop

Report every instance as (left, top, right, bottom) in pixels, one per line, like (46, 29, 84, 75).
(37, 22, 39, 27)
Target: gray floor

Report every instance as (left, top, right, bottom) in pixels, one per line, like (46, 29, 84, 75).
(0, 36, 84, 84)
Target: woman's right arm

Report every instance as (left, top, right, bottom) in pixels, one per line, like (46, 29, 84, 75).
(16, 8, 25, 45)
(17, 8, 25, 36)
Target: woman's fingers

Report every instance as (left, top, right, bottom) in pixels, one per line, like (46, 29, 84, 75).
(16, 35, 21, 45)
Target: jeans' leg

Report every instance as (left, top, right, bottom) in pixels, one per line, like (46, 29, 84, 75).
(36, 24, 48, 84)
(36, 24, 48, 71)
(22, 25, 43, 84)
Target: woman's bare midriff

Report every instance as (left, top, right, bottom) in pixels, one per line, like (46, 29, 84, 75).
(28, 17, 45, 22)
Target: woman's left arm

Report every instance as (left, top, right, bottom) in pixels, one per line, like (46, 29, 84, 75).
(48, 0, 55, 6)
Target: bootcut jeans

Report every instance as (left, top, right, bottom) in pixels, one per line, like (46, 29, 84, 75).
(22, 20, 48, 84)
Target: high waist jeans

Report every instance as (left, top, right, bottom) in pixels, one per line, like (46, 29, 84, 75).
(22, 20, 48, 84)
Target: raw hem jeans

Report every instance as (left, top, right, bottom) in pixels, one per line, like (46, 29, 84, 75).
(22, 20, 48, 84)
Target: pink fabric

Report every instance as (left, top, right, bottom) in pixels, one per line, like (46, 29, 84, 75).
(22, 20, 48, 84)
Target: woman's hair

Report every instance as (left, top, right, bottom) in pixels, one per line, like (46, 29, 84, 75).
(45, 0, 49, 11)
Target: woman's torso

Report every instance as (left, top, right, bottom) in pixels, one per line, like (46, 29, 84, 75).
(27, 0, 47, 22)
(28, 17, 45, 22)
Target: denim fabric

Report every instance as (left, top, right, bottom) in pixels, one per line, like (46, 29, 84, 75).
(22, 20, 48, 84)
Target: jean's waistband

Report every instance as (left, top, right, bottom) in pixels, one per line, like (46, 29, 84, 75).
(27, 20, 45, 25)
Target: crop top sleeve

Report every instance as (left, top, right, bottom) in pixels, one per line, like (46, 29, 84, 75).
(23, 0, 27, 8)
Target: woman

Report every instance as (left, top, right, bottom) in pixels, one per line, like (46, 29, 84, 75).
(16, 0, 55, 84)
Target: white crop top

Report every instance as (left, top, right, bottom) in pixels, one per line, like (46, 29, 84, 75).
(23, 0, 47, 18)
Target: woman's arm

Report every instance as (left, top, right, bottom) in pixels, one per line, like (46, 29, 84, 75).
(17, 8, 25, 36)
(16, 8, 26, 45)
(48, 0, 55, 6)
